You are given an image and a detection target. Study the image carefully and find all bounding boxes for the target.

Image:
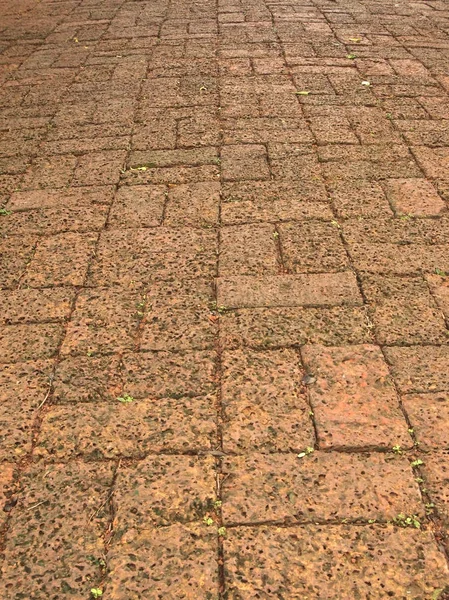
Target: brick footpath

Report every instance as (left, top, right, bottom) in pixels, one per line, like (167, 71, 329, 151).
(1, 0, 449, 597)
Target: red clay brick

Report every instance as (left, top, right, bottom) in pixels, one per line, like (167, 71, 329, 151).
(221, 348, 313, 452)
(301, 344, 411, 449)
(217, 272, 362, 308)
(222, 452, 422, 523)
(384, 178, 446, 216)
(403, 393, 449, 450)
(23, 232, 97, 287)
(219, 223, 279, 276)
(221, 144, 270, 181)
(224, 525, 449, 598)
(106, 526, 218, 599)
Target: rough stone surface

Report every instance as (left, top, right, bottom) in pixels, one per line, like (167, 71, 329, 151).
(2, 0, 449, 595)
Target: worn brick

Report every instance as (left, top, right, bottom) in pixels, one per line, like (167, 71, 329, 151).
(61, 288, 145, 356)
(221, 144, 270, 181)
(385, 346, 449, 393)
(219, 223, 279, 276)
(109, 185, 166, 228)
(403, 393, 449, 450)
(224, 525, 449, 598)
(280, 221, 349, 273)
(384, 178, 446, 216)
(361, 274, 448, 345)
(113, 455, 216, 530)
(107, 526, 218, 600)
(301, 345, 410, 449)
(0, 463, 114, 598)
(222, 452, 422, 523)
(23, 232, 97, 287)
(222, 348, 313, 452)
(217, 272, 362, 309)
(164, 181, 220, 226)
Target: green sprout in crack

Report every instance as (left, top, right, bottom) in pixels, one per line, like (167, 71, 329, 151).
(392, 513, 421, 529)
(392, 445, 403, 455)
(90, 590, 103, 599)
(117, 393, 134, 403)
(297, 447, 314, 459)
(218, 526, 227, 537)
(411, 459, 424, 467)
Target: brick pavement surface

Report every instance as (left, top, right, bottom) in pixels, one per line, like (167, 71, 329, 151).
(1, 0, 449, 597)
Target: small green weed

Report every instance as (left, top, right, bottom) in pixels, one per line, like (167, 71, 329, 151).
(117, 394, 134, 403)
(392, 513, 420, 528)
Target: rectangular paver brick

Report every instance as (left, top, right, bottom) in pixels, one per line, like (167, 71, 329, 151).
(221, 144, 270, 181)
(301, 344, 411, 449)
(107, 525, 218, 600)
(222, 348, 313, 452)
(217, 272, 363, 308)
(219, 223, 279, 276)
(385, 345, 449, 393)
(222, 452, 422, 523)
(224, 525, 449, 598)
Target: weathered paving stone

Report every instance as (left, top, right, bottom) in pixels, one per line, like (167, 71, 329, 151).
(0, 287, 75, 324)
(4, 0, 449, 595)
(0, 324, 63, 363)
(122, 350, 216, 399)
(426, 273, 449, 318)
(217, 272, 363, 309)
(222, 348, 313, 453)
(279, 221, 350, 273)
(109, 184, 166, 228)
(384, 346, 449, 393)
(221, 144, 270, 181)
(219, 223, 279, 276)
(0, 463, 16, 526)
(360, 274, 448, 345)
(0, 463, 114, 600)
(221, 453, 422, 524)
(113, 455, 216, 531)
(107, 525, 219, 600)
(53, 354, 123, 403)
(421, 452, 449, 526)
(0, 235, 37, 288)
(89, 227, 217, 287)
(164, 181, 220, 226)
(220, 306, 372, 348)
(383, 178, 446, 217)
(224, 525, 449, 598)
(0, 360, 53, 459)
(403, 393, 449, 450)
(301, 345, 411, 449)
(22, 232, 97, 287)
(36, 395, 217, 459)
(328, 179, 394, 219)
